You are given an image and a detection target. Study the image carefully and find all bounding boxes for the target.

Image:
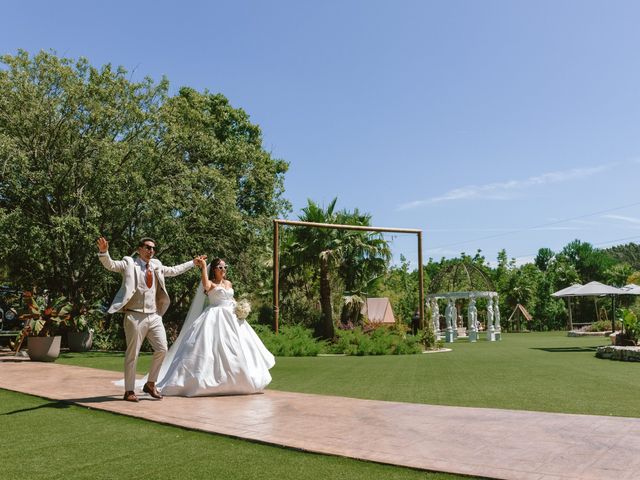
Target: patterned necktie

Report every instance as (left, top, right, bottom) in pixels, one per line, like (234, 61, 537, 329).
(145, 263, 153, 288)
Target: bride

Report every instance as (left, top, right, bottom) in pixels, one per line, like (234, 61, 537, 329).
(155, 257, 275, 397)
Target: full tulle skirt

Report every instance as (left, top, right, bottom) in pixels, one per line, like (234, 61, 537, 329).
(157, 304, 275, 397)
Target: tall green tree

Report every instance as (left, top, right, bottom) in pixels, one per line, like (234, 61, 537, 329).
(156, 87, 289, 308)
(503, 263, 542, 329)
(0, 51, 288, 313)
(0, 50, 168, 302)
(534, 248, 555, 272)
(560, 239, 614, 283)
(604, 242, 640, 271)
(375, 255, 421, 325)
(334, 208, 391, 324)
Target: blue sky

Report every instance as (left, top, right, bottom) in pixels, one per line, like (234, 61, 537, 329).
(3, 0, 640, 267)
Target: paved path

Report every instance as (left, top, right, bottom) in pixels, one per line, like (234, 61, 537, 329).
(1, 358, 639, 480)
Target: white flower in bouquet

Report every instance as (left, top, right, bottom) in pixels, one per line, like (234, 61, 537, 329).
(234, 298, 251, 321)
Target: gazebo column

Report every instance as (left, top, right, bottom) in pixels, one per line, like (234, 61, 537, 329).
(453, 299, 460, 339)
(486, 297, 496, 341)
(467, 296, 478, 342)
(430, 299, 441, 340)
(444, 298, 455, 343)
(494, 295, 502, 341)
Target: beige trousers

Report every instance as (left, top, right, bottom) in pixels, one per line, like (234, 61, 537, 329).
(123, 311, 167, 391)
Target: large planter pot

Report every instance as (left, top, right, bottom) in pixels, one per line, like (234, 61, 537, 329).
(615, 333, 637, 346)
(67, 330, 93, 352)
(27, 336, 62, 362)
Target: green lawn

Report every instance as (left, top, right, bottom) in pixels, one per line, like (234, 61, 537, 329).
(6, 331, 634, 480)
(57, 331, 640, 417)
(0, 389, 467, 480)
(269, 331, 640, 417)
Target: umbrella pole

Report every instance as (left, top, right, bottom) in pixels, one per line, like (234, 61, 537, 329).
(611, 295, 616, 333)
(567, 297, 573, 331)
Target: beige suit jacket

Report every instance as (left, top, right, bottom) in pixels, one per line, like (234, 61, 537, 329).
(98, 252, 194, 316)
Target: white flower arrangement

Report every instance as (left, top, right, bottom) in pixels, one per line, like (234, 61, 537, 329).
(234, 298, 251, 321)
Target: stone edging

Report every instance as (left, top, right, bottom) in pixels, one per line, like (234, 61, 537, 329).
(596, 345, 640, 362)
(567, 331, 610, 337)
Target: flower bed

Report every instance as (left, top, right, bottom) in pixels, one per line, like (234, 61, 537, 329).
(595, 345, 640, 362)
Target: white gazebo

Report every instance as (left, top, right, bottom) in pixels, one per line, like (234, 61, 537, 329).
(426, 291, 500, 343)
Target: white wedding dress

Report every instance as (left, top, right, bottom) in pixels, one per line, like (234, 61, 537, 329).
(156, 285, 275, 397)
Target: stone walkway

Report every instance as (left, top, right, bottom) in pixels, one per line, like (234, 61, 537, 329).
(1, 357, 639, 480)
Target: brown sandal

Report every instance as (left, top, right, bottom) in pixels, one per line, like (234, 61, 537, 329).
(123, 390, 139, 402)
(143, 383, 163, 399)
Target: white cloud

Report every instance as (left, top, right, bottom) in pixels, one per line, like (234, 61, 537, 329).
(398, 165, 610, 210)
(566, 219, 600, 226)
(602, 214, 640, 224)
(530, 226, 577, 231)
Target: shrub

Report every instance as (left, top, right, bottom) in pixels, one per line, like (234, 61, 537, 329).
(253, 323, 425, 357)
(618, 308, 639, 344)
(92, 316, 127, 351)
(254, 324, 325, 357)
(588, 320, 621, 332)
(419, 322, 437, 349)
(326, 326, 422, 356)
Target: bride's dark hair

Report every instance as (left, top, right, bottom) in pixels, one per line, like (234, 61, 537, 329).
(208, 258, 225, 280)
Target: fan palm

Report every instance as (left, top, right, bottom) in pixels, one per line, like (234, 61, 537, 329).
(283, 198, 391, 339)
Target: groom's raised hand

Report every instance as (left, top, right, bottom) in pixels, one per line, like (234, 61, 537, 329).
(97, 237, 109, 253)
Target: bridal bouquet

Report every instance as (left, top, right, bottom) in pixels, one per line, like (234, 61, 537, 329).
(234, 298, 251, 321)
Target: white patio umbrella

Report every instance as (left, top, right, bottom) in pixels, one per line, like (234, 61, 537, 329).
(560, 281, 627, 331)
(550, 283, 582, 330)
(562, 281, 626, 297)
(621, 283, 640, 295)
(551, 283, 583, 297)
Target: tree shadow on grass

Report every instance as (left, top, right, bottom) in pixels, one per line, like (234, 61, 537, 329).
(59, 351, 123, 358)
(59, 351, 152, 359)
(1, 400, 71, 415)
(531, 346, 599, 353)
(2, 396, 121, 415)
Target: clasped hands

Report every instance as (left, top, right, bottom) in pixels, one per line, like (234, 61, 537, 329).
(194, 256, 208, 269)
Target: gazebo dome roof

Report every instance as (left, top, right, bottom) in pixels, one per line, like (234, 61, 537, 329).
(428, 260, 495, 294)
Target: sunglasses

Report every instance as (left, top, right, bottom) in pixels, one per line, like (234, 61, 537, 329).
(142, 245, 156, 251)
(215, 265, 228, 270)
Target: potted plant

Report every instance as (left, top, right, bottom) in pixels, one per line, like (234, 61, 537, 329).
(66, 301, 103, 352)
(18, 291, 72, 361)
(615, 308, 639, 346)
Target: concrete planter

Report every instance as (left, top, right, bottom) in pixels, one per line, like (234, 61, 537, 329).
(67, 331, 93, 352)
(27, 335, 61, 362)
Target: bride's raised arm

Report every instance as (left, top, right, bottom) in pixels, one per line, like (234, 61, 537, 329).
(196, 258, 214, 292)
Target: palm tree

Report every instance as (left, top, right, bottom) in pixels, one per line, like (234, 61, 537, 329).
(335, 209, 391, 325)
(283, 198, 391, 339)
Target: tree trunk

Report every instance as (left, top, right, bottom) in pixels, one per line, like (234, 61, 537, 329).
(319, 258, 334, 339)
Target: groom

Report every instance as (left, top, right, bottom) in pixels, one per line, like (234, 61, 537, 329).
(97, 236, 205, 402)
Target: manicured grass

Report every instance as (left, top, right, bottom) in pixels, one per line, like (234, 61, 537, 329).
(0, 389, 467, 480)
(269, 332, 640, 417)
(58, 331, 640, 417)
